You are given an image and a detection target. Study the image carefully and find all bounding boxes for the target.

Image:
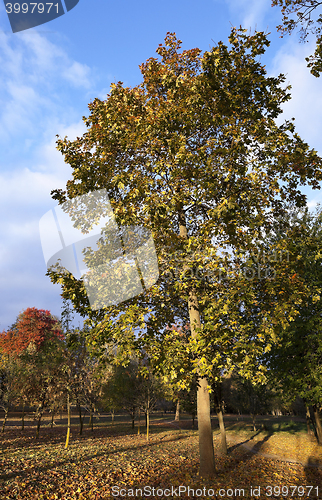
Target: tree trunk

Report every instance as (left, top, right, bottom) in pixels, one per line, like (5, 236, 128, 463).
(65, 393, 71, 449)
(197, 377, 215, 476)
(251, 413, 257, 432)
(146, 408, 150, 442)
(217, 407, 227, 455)
(51, 412, 54, 428)
(111, 409, 115, 425)
(1, 407, 9, 433)
(36, 413, 42, 439)
(179, 207, 215, 477)
(213, 382, 227, 455)
(306, 405, 313, 436)
(137, 408, 140, 435)
(78, 404, 83, 435)
(175, 399, 180, 421)
(192, 411, 195, 429)
(313, 405, 322, 445)
(89, 409, 93, 431)
(309, 405, 319, 443)
(36, 401, 45, 439)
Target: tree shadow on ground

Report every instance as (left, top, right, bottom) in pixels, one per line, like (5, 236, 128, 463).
(226, 429, 262, 453)
(304, 456, 322, 495)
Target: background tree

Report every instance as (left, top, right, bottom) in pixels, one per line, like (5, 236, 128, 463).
(48, 29, 322, 476)
(100, 364, 122, 424)
(0, 350, 18, 432)
(0, 308, 64, 437)
(180, 381, 198, 429)
(228, 373, 273, 431)
(102, 360, 142, 430)
(0, 307, 63, 356)
(265, 205, 322, 444)
(272, 0, 322, 76)
(136, 367, 164, 441)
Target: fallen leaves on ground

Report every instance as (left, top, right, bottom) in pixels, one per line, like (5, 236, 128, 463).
(0, 418, 321, 499)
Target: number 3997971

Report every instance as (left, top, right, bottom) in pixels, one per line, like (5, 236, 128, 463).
(5, 3, 60, 14)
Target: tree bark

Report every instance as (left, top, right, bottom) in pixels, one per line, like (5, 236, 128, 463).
(197, 377, 215, 476)
(137, 408, 141, 435)
(306, 405, 313, 436)
(78, 404, 83, 435)
(36, 401, 45, 439)
(89, 408, 94, 431)
(129, 407, 135, 430)
(21, 403, 25, 431)
(179, 207, 215, 477)
(309, 405, 319, 443)
(175, 399, 180, 421)
(313, 405, 322, 445)
(251, 413, 257, 432)
(213, 383, 227, 455)
(146, 408, 150, 442)
(36, 413, 42, 439)
(217, 407, 228, 455)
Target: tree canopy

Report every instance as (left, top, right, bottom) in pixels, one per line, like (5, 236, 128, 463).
(47, 28, 322, 476)
(0, 307, 63, 357)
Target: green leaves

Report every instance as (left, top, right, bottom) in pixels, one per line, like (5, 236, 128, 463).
(264, 204, 322, 409)
(47, 30, 322, 426)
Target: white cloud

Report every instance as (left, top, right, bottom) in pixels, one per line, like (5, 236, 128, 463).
(0, 30, 96, 330)
(7, 30, 90, 88)
(0, 118, 87, 249)
(0, 30, 93, 146)
(63, 61, 92, 88)
(225, 0, 273, 31)
(270, 38, 322, 155)
(307, 199, 320, 209)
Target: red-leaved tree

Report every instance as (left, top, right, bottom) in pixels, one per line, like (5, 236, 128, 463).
(0, 308, 65, 437)
(0, 307, 64, 356)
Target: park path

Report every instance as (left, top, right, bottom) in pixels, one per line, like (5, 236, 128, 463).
(226, 435, 322, 469)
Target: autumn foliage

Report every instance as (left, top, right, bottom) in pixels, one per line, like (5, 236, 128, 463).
(0, 307, 63, 357)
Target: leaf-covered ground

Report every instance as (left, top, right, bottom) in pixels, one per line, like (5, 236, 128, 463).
(0, 415, 321, 499)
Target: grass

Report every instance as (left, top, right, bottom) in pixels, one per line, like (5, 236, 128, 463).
(0, 413, 321, 499)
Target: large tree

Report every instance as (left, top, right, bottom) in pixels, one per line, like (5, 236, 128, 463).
(47, 29, 322, 476)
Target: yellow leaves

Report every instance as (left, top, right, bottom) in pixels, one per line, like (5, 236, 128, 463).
(222, 303, 229, 314)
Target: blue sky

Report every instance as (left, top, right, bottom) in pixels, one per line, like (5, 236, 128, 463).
(0, 0, 322, 331)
